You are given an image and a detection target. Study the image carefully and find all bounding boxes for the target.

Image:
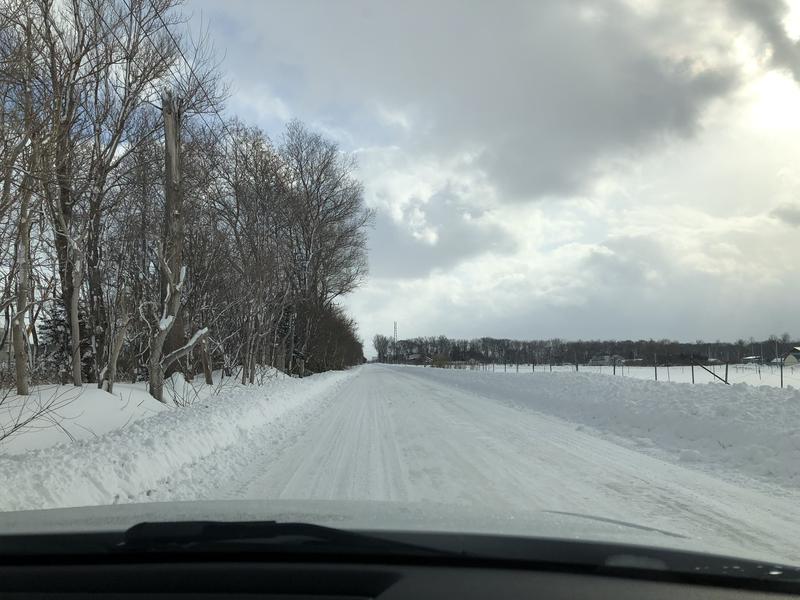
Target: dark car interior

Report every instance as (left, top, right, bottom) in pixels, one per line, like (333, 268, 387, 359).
(1, 523, 798, 599)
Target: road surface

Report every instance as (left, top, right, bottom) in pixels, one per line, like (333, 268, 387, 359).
(216, 365, 800, 562)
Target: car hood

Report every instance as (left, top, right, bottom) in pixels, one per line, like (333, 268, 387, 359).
(0, 498, 724, 557)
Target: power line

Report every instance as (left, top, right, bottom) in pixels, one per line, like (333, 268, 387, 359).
(92, 0, 224, 146)
(142, 0, 237, 144)
(66, 1, 136, 110)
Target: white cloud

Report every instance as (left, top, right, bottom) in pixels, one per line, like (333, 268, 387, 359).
(187, 0, 800, 352)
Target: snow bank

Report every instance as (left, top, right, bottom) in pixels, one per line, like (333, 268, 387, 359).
(0, 385, 166, 454)
(0, 368, 357, 511)
(406, 367, 800, 490)
(0, 367, 275, 454)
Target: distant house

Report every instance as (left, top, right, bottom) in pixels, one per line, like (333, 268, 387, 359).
(783, 347, 800, 366)
(405, 353, 431, 365)
(588, 354, 625, 366)
(769, 348, 800, 365)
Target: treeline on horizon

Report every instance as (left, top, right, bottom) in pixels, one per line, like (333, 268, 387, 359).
(373, 333, 797, 365)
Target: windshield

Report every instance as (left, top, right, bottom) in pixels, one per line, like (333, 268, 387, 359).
(1, 0, 800, 573)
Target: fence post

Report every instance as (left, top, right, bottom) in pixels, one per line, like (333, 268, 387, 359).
(613, 359, 616, 375)
(781, 360, 784, 388)
(691, 362, 694, 384)
(654, 354, 658, 381)
(724, 362, 728, 384)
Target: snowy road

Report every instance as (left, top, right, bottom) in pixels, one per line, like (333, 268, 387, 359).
(216, 364, 800, 563)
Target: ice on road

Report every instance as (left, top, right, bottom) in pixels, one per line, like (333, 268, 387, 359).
(219, 365, 800, 563)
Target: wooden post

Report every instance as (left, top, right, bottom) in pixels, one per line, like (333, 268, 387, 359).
(781, 360, 784, 388)
(724, 362, 729, 384)
(613, 359, 616, 375)
(691, 362, 695, 384)
(654, 354, 658, 381)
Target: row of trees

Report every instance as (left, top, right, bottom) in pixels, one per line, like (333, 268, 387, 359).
(1, 0, 368, 401)
(374, 334, 797, 366)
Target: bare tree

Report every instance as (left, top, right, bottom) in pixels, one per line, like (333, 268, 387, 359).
(0, 0, 369, 417)
(373, 334, 391, 363)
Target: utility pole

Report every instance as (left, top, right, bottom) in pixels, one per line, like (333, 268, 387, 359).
(393, 321, 397, 364)
(149, 88, 185, 402)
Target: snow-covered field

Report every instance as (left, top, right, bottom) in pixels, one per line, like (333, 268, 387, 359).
(2, 363, 800, 565)
(401, 366, 800, 489)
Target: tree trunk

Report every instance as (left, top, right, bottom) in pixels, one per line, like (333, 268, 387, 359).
(248, 337, 257, 384)
(248, 315, 259, 384)
(104, 288, 130, 394)
(87, 192, 108, 385)
(241, 323, 253, 385)
(164, 310, 185, 377)
(200, 338, 213, 384)
(12, 177, 33, 396)
(298, 315, 313, 377)
(149, 353, 164, 403)
(70, 251, 82, 386)
(275, 341, 285, 373)
(104, 319, 129, 395)
(287, 312, 296, 373)
(53, 124, 79, 381)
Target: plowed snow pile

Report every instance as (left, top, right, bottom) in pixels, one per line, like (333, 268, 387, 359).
(0, 369, 356, 511)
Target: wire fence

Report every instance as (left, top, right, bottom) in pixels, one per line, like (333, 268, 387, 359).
(436, 361, 800, 389)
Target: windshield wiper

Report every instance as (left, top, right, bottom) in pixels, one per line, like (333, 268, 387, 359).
(117, 520, 453, 558)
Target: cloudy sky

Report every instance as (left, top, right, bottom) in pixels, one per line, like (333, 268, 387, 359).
(187, 0, 800, 351)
